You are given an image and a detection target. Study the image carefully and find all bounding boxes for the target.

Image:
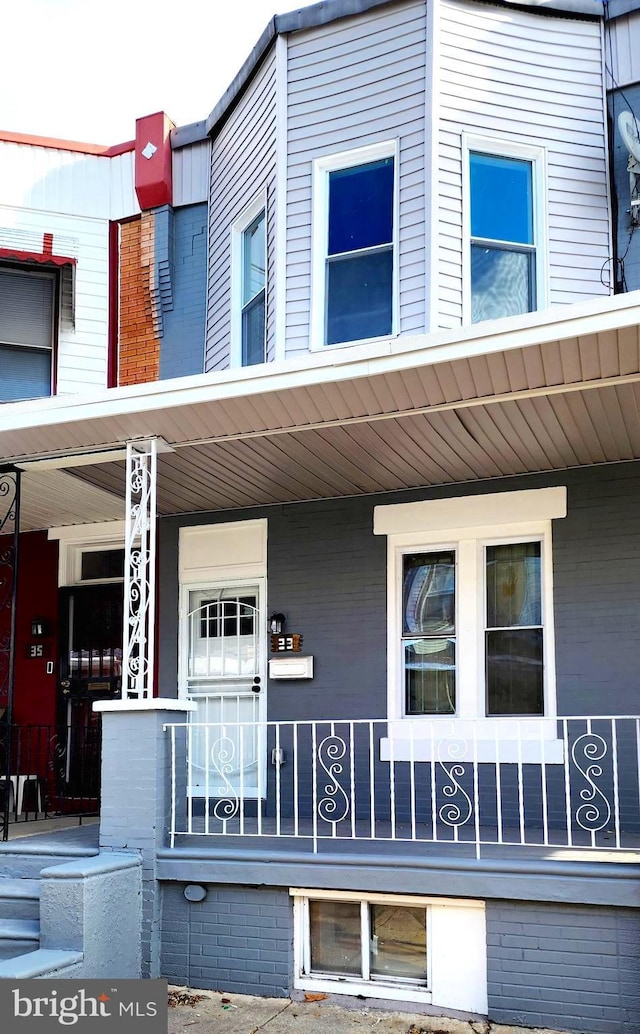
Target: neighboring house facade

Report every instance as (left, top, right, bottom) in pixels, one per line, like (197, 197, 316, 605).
(0, 0, 640, 1031)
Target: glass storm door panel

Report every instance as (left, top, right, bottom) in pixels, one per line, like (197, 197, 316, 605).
(186, 585, 265, 797)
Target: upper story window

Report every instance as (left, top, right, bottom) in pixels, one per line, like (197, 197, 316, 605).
(232, 195, 266, 367)
(241, 211, 266, 365)
(464, 137, 546, 325)
(0, 267, 55, 402)
(312, 142, 397, 350)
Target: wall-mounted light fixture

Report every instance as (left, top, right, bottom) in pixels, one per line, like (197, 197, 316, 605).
(31, 618, 51, 638)
(268, 612, 286, 635)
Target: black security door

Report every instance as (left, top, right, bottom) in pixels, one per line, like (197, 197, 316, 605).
(58, 584, 123, 797)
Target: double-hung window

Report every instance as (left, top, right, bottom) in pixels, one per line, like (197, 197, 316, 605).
(312, 143, 397, 349)
(375, 488, 566, 760)
(464, 137, 546, 324)
(0, 267, 55, 402)
(232, 197, 266, 367)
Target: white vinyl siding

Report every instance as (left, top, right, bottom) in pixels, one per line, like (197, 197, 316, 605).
(606, 12, 640, 89)
(285, 0, 427, 359)
(206, 49, 277, 371)
(436, 0, 610, 328)
(172, 141, 210, 208)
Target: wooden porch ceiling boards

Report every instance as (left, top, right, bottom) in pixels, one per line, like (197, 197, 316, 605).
(3, 306, 640, 529)
(62, 379, 640, 519)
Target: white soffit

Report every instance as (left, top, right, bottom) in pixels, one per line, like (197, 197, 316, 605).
(18, 468, 123, 532)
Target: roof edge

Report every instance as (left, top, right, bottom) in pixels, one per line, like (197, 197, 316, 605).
(0, 129, 134, 157)
(201, 0, 602, 141)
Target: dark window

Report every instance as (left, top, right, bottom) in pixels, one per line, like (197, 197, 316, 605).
(0, 269, 55, 402)
(199, 596, 257, 640)
(485, 541, 543, 715)
(326, 158, 394, 345)
(80, 549, 125, 581)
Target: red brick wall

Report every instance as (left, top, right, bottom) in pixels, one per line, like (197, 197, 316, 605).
(118, 215, 160, 385)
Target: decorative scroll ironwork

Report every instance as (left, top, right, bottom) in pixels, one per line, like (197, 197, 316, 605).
(209, 736, 239, 821)
(438, 734, 473, 833)
(571, 732, 611, 834)
(123, 441, 158, 698)
(317, 734, 350, 825)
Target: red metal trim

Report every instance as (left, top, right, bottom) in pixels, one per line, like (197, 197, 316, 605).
(0, 129, 135, 157)
(107, 222, 119, 389)
(0, 247, 75, 267)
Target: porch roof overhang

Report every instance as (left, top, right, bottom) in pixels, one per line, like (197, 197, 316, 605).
(4, 291, 640, 530)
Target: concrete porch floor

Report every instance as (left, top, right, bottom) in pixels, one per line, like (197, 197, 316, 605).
(3, 816, 99, 847)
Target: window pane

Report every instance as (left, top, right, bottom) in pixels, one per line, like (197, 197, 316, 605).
(405, 638, 455, 715)
(370, 904, 427, 982)
(310, 900, 361, 976)
(80, 549, 125, 581)
(470, 153, 533, 244)
(403, 551, 455, 635)
(326, 249, 392, 345)
(242, 212, 265, 305)
(328, 158, 394, 255)
(0, 343, 52, 402)
(242, 289, 265, 366)
(486, 542, 541, 628)
(486, 628, 543, 715)
(471, 245, 534, 323)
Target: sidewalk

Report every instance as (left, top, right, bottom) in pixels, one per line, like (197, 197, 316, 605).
(167, 988, 567, 1034)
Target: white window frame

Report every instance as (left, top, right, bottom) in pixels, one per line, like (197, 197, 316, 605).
(230, 190, 267, 368)
(49, 520, 126, 587)
(310, 140, 399, 352)
(461, 133, 548, 326)
(374, 488, 566, 762)
(291, 888, 487, 1014)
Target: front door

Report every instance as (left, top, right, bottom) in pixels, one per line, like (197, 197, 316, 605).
(184, 583, 265, 798)
(58, 584, 123, 796)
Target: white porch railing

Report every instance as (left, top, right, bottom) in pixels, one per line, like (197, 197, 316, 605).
(164, 716, 640, 858)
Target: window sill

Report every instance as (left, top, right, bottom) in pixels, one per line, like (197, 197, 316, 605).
(293, 975, 432, 1005)
(380, 724, 564, 765)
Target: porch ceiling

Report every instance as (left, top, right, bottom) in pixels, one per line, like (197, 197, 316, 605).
(2, 292, 640, 526)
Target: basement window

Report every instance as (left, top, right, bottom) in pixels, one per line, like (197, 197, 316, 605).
(292, 890, 487, 1012)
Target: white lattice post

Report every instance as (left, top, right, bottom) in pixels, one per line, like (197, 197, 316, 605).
(123, 439, 158, 699)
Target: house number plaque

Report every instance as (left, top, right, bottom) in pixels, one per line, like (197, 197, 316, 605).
(270, 633, 303, 653)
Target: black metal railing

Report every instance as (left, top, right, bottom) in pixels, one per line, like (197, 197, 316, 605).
(0, 721, 101, 840)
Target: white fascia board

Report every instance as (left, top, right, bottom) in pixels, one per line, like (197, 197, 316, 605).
(0, 291, 639, 443)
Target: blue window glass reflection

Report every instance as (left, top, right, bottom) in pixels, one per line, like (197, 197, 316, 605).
(470, 154, 533, 245)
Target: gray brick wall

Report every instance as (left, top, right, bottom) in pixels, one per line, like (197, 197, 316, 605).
(161, 884, 292, 996)
(159, 462, 640, 719)
(159, 203, 207, 380)
(487, 901, 640, 1034)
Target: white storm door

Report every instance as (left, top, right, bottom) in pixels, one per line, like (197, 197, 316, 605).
(186, 583, 266, 798)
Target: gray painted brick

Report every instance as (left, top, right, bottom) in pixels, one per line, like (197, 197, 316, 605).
(161, 884, 292, 997)
(487, 900, 640, 1033)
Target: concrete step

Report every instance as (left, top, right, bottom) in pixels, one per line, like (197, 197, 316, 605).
(0, 947, 83, 978)
(0, 839, 98, 878)
(0, 878, 40, 920)
(0, 918, 39, 961)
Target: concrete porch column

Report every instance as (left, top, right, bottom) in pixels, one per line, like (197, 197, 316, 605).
(94, 698, 195, 978)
